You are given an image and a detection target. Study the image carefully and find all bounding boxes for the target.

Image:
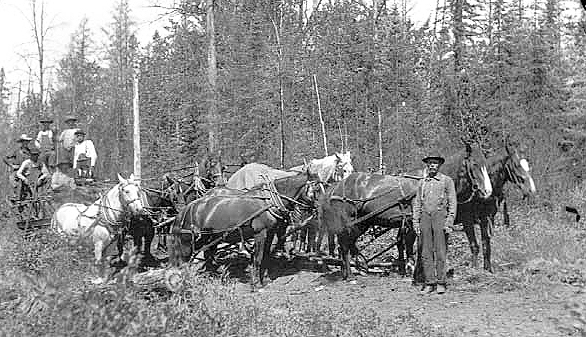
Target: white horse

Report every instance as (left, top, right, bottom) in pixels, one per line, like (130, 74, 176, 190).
(51, 174, 145, 274)
(290, 151, 354, 183)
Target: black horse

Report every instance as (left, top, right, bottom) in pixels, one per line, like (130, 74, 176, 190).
(122, 155, 226, 264)
(457, 140, 536, 272)
(319, 144, 493, 280)
(169, 172, 320, 289)
(125, 187, 178, 264)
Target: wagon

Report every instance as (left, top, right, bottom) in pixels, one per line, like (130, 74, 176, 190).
(8, 193, 54, 232)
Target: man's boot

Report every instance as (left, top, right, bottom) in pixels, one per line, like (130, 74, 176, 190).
(436, 284, 446, 294)
(420, 285, 434, 294)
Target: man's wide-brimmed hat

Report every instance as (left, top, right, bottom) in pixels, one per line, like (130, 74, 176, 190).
(74, 129, 86, 136)
(64, 115, 78, 122)
(28, 147, 40, 155)
(422, 154, 445, 165)
(17, 134, 33, 142)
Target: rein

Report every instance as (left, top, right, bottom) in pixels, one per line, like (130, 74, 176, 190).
(503, 156, 524, 188)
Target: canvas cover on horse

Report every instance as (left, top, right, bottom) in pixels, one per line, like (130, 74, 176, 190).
(226, 163, 297, 190)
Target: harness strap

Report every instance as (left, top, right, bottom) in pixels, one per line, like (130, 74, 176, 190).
(188, 204, 273, 262)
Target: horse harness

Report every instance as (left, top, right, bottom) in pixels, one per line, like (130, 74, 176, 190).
(331, 177, 413, 230)
(457, 158, 483, 205)
(180, 178, 321, 261)
(75, 182, 140, 240)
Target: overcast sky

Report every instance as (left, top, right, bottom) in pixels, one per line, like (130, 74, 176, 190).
(0, 0, 435, 101)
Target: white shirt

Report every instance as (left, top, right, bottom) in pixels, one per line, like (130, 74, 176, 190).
(73, 139, 97, 168)
(35, 130, 54, 149)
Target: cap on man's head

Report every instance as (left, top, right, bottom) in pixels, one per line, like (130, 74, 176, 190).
(64, 115, 78, 123)
(74, 129, 86, 136)
(422, 154, 445, 165)
(17, 134, 33, 142)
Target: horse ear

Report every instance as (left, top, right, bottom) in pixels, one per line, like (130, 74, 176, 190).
(165, 174, 174, 184)
(504, 136, 513, 154)
(117, 173, 126, 184)
(129, 173, 135, 181)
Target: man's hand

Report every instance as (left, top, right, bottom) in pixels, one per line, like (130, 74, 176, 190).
(444, 226, 453, 235)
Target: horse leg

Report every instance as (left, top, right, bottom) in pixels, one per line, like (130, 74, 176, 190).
(273, 223, 287, 257)
(252, 228, 268, 290)
(307, 221, 318, 254)
(463, 222, 480, 268)
(264, 228, 276, 281)
(337, 232, 353, 280)
(502, 199, 510, 227)
(144, 224, 155, 261)
(480, 216, 493, 273)
(203, 237, 218, 272)
(316, 228, 325, 255)
(396, 227, 406, 276)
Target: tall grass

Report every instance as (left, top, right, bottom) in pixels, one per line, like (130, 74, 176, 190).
(0, 226, 428, 337)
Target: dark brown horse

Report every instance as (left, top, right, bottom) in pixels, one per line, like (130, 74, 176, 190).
(169, 172, 320, 289)
(458, 140, 536, 272)
(125, 186, 178, 264)
(319, 144, 493, 280)
(126, 155, 225, 262)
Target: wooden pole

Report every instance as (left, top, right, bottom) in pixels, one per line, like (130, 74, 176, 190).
(313, 74, 328, 156)
(133, 68, 141, 181)
(377, 108, 383, 172)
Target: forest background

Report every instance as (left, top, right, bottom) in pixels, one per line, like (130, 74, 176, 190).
(1, 0, 585, 206)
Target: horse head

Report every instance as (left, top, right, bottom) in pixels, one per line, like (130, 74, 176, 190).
(199, 155, 226, 188)
(504, 140, 536, 196)
(461, 143, 493, 200)
(334, 151, 354, 181)
(117, 173, 145, 215)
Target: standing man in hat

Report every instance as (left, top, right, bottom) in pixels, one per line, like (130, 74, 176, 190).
(35, 117, 56, 169)
(412, 153, 457, 294)
(72, 129, 97, 179)
(4, 134, 33, 199)
(57, 115, 80, 173)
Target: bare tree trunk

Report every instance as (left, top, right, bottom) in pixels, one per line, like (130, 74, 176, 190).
(377, 108, 383, 172)
(206, 0, 219, 153)
(271, 4, 286, 169)
(133, 69, 141, 179)
(30, 0, 47, 116)
(313, 74, 328, 156)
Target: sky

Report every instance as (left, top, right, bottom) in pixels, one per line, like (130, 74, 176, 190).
(0, 0, 435, 107)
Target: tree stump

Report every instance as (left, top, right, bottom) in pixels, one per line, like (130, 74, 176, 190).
(131, 268, 184, 292)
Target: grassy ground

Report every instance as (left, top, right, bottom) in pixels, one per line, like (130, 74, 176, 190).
(1, 192, 586, 336)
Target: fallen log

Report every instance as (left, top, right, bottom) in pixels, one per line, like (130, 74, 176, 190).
(131, 268, 184, 292)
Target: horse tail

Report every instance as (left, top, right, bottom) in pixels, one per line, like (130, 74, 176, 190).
(169, 202, 201, 265)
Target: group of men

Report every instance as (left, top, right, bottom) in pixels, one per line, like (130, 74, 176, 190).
(3, 115, 98, 200)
